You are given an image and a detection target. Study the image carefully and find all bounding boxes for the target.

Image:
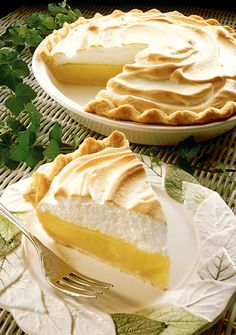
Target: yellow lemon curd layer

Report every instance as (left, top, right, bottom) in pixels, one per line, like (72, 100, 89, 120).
(50, 63, 124, 85)
(36, 210, 170, 289)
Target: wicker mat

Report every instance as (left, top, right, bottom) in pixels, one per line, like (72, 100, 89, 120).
(0, 2, 235, 334)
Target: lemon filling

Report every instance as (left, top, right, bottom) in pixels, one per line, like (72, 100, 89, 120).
(50, 63, 124, 85)
(36, 210, 170, 289)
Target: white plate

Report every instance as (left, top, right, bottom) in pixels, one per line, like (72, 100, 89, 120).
(0, 158, 236, 335)
(32, 42, 236, 146)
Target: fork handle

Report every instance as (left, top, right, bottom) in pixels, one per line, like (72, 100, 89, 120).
(0, 202, 40, 252)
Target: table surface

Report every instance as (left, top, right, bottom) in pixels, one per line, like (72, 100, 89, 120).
(0, 2, 235, 334)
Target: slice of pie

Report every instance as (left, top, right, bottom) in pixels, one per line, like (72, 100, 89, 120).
(38, 9, 236, 125)
(24, 131, 170, 289)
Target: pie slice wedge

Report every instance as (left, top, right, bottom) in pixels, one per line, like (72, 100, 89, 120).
(24, 131, 170, 289)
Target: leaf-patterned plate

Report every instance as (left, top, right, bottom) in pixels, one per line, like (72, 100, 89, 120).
(0, 158, 236, 335)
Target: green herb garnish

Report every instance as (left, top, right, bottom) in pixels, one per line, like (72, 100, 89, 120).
(145, 135, 236, 191)
(0, 1, 82, 170)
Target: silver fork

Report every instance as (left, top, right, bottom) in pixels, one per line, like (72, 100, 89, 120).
(0, 202, 112, 298)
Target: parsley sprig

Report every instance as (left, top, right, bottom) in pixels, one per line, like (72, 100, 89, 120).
(1, 0, 82, 51)
(0, 1, 82, 170)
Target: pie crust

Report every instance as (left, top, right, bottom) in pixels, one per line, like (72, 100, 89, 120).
(24, 130, 127, 205)
(38, 9, 236, 126)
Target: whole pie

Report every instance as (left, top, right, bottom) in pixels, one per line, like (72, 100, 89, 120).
(38, 9, 236, 125)
(24, 131, 170, 289)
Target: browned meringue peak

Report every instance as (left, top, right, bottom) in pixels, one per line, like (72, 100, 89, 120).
(24, 131, 165, 222)
(46, 145, 165, 221)
(24, 131, 128, 205)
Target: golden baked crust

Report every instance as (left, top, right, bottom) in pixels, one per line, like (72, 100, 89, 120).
(39, 9, 236, 126)
(24, 130, 127, 205)
(85, 99, 236, 126)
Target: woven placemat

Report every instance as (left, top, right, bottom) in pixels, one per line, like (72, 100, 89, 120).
(0, 2, 235, 334)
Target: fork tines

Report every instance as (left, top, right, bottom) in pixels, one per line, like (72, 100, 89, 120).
(55, 272, 113, 298)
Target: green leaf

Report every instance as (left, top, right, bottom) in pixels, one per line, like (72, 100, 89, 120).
(0, 50, 8, 64)
(74, 8, 83, 17)
(49, 122, 62, 143)
(41, 15, 57, 30)
(152, 156, 162, 167)
(23, 13, 56, 38)
(6, 116, 26, 133)
(4, 27, 25, 47)
(0, 131, 12, 145)
(59, 0, 68, 9)
(58, 143, 73, 154)
(25, 146, 44, 167)
(0, 214, 21, 257)
(4, 96, 24, 116)
(4, 159, 20, 170)
(72, 134, 81, 149)
(43, 139, 60, 160)
(145, 146, 160, 156)
(9, 129, 44, 167)
(25, 102, 42, 133)
(111, 313, 167, 335)
(9, 130, 36, 161)
(0, 63, 22, 90)
(138, 304, 208, 335)
(13, 26, 29, 40)
(6, 50, 19, 62)
(177, 157, 195, 175)
(164, 164, 199, 203)
(55, 13, 72, 26)
(12, 59, 30, 78)
(177, 136, 202, 159)
(23, 13, 41, 28)
(215, 162, 227, 174)
(0, 144, 10, 166)
(48, 2, 68, 15)
(140, 154, 162, 178)
(25, 29, 43, 48)
(15, 83, 37, 103)
(0, 40, 5, 49)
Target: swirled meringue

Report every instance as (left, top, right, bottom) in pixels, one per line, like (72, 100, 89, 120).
(39, 9, 236, 125)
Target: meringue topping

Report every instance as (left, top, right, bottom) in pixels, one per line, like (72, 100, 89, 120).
(24, 131, 165, 222)
(39, 9, 236, 124)
(40, 145, 165, 223)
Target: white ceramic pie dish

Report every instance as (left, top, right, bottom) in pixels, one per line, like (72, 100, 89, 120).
(32, 41, 236, 146)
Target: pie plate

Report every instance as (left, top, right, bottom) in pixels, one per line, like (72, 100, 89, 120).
(0, 157, 236, 335)
(32, 41, 236, 146)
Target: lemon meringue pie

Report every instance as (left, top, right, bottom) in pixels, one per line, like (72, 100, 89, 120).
(39, 9, 236, 126)
(24, 131, 170, 289)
